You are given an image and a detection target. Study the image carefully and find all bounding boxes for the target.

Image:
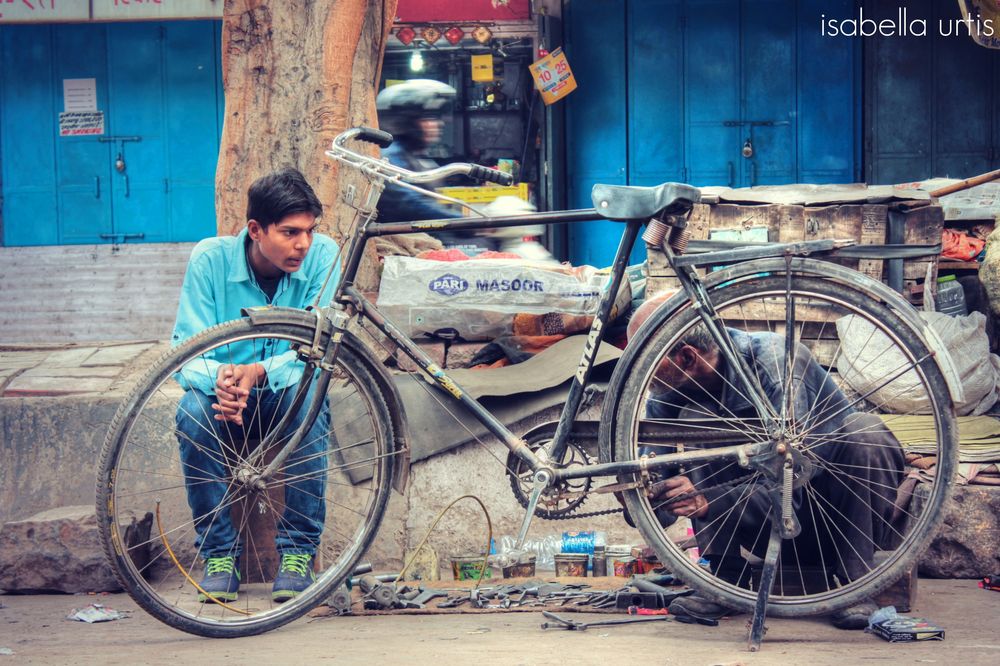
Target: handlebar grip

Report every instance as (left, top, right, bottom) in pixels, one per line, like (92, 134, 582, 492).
(355, 126, 393, 148)
(469, 164, 514, 186)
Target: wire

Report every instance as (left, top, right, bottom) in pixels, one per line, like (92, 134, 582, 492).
(154, 501, 251, 616)
(393, 494, 494, 589)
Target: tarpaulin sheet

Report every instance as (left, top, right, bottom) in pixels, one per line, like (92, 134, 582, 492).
(332, 335, 621, 482)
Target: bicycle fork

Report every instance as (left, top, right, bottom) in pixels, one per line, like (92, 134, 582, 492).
(254, 307, 349, 485)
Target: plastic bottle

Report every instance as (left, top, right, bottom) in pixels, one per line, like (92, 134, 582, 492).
(936, 274, 968, 317)
(592, 546, 607, 577)
(496, 534, 560, 570)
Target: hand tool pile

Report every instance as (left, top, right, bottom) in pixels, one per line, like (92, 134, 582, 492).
(327, 572, 706, 618)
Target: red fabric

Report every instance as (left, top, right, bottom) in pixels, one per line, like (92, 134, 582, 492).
(941, 228, 986, 261)
(474, 250, 522, 260)
(417, 248, 471, 261)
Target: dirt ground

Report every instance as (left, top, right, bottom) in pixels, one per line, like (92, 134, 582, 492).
(1, 579, 998, 665)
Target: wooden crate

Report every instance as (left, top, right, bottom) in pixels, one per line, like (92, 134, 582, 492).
(647, 202, 942, 306)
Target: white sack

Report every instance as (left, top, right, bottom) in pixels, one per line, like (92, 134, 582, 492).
(376, 256, 627, 341)
(836, 310, 999, 416)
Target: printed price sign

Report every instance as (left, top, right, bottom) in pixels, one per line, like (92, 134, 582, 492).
(529, 47, 577, 105)
(471, 54, 494, 82)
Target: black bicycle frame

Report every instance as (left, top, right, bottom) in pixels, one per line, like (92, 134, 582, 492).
(333, 208, 634, 471)
(321, 205, 790, 485)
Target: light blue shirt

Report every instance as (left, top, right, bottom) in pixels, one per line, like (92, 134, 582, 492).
(171, 227, 339, 395)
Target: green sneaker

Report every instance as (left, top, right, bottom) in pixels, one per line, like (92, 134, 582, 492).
(272, 553, 315, 602)
(197, 555, 240, 602)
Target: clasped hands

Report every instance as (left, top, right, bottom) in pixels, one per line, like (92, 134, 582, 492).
(212, 363, 266, 425)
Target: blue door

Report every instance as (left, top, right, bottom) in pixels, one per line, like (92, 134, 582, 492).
(564, 0, 858, 266)
(1, 21, 222, 246)
(563, 0, 628, 267)
(865, 0, 1000, 184)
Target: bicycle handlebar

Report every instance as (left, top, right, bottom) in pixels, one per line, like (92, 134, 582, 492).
(352, 126, 394, 148)
(328, 126, 515, 187)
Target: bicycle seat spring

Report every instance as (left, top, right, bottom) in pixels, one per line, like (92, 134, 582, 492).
(669, 226, 691, 254)
(642, 218, 671, 247)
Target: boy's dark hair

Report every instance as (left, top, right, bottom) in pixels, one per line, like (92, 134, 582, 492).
(246, 167, 323, 228)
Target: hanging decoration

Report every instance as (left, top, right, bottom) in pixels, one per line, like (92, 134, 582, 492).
(395, 26, 416, 46)
(471, 26, 493, 44)
(444, 26, 466, 45)
(393, 23, 504, 48)
(420, 26, 442, 45)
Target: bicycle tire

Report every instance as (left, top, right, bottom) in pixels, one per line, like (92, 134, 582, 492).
(612, 271, 957, 616)
(97, 319, 395, 637)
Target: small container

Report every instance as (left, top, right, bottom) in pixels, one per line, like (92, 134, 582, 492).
(451, 554, 491, 581)
(936, 274, 968, 317)
(631, 545, 661, 573)
(554, 552, 589, 578)
(501, 553, 536, 579)
(592, 546, 607, 577)
(605, 544, 632, 575)
(613, 557, 638, 577)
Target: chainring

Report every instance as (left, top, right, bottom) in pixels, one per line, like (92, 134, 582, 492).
(505, 433, 596, 520)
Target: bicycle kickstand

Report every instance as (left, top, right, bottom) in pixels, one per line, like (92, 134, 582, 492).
(747, 523, 782, 651)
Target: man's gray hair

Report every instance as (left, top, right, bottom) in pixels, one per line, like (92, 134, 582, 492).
(679, 322, 716, 351)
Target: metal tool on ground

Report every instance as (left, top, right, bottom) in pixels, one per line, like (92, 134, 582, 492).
(397, 588, 448, 609)
(327, 584, 352, 615)
(540, 610, 672, 631)
(349, 572, 400, 587)
(358, 574, 399, 610)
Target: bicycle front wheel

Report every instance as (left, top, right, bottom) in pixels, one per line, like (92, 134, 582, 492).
(613, 271, 956, 616)
(97, 319, 395, 637)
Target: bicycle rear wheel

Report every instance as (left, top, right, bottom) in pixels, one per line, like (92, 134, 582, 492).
(97, 319, 395, 637)
(613, 270, 956, 616)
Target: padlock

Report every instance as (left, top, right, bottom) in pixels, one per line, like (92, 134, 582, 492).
(742, 139, 754, 158)
(115, 153, 126, 173)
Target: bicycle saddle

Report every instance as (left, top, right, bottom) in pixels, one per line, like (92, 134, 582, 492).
(591, 182, 701, 220)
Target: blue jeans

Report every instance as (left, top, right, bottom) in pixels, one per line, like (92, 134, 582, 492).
(175, 382, 330, 559)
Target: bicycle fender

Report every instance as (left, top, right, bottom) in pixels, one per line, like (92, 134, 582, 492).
(242, 306, 411, 493)
(597, 257, 962, 464)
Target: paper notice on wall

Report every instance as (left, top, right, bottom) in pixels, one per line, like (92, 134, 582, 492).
(529, 47, 577, 105)
(63, 79, 97, 112)
(60, 112, 105, 137)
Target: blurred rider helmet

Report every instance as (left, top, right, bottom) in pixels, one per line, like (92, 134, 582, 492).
(376, 79, 456, 150)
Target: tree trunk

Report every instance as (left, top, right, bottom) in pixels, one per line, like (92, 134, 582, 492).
(216, 0, 397, 293)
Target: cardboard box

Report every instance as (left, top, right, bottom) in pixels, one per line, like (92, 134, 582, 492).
(869, 615, 945, 642)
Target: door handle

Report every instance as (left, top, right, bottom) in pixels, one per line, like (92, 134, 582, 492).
(728, 161, 735, 187)
(750, 162, 758, 186)
(94, 176, 100, 199)
(124, 174, 130, 198)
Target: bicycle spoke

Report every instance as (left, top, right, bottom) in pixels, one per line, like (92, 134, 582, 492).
(615, 272, 955, 616)
(101, 325, 394, 635)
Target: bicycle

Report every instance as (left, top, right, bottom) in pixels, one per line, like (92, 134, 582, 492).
(97, 126, 959, 648)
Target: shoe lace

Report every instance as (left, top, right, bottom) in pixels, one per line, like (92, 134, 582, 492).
(280, 553, 312, 576)
(205, 555, 237, 575)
